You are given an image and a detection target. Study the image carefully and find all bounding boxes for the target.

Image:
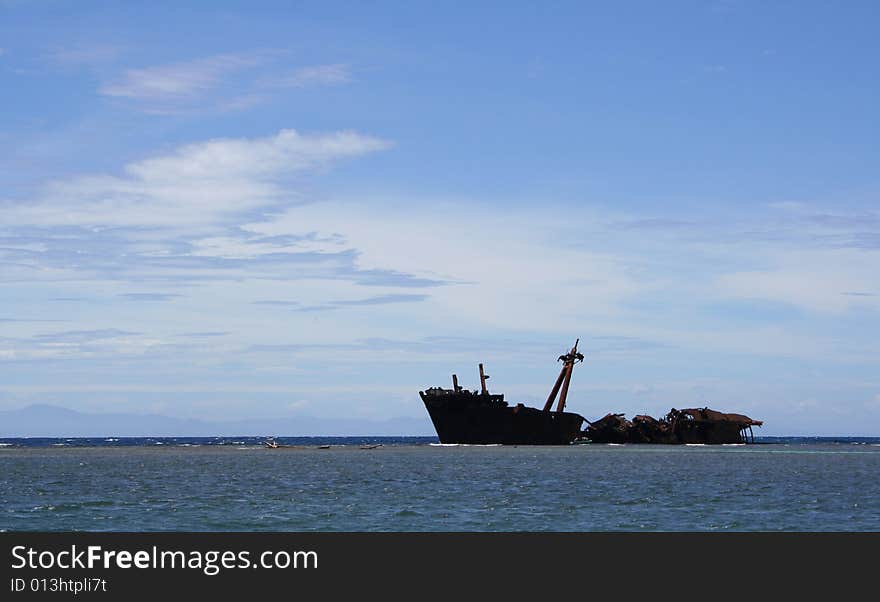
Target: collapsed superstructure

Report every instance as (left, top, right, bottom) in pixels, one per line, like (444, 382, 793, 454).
(583, 407, 763, 444)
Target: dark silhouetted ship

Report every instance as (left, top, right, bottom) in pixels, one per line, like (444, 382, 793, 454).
(420, 340, 586, 445)
(420, 339, 764, 445)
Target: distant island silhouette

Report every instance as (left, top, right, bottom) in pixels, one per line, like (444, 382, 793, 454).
(0, 404, 435, 438)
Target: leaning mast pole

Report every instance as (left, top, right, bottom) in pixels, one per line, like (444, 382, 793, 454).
(543, 339, 585, 413)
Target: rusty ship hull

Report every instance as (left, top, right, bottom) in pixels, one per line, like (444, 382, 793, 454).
(420, 340, 587, 445)
(420, 390, 585, 445)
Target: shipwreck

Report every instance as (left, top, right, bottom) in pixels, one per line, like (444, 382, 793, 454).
(420, 339, 763, 445)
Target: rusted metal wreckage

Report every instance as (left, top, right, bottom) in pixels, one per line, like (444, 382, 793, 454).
(420, 339, 763, 445)
(583, 407, 763, 444)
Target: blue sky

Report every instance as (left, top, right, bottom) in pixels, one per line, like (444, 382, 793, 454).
(1, 0, 878, 435)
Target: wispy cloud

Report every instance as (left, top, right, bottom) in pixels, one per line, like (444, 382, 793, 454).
(4, 128, 390, 229)
(0, 318, 67, 323)
(612, 211, 880, 251)
(267, 63, 351, 88)
(97, 54, 353, 113)
(334, 294, 428, 306)
(246, 334, 663, 361)
(0, 328, 169, 362)
(100, 54, 257, 101)
(119, 293, 183, 301)
(252, 300, 301, 306)
(0, 129, 456, 293)
(295, 304, 339, 313)
(279, 293, 430, 312)
(33, 328, 140, 343)
(177, 331, 229, 338)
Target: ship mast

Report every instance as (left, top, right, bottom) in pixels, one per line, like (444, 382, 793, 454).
(542, 339, 585, 413)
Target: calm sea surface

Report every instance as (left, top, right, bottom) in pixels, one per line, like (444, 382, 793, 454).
(2, 437, 879, 531)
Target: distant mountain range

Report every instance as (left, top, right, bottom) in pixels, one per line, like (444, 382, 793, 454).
(0, 404, 436, 437)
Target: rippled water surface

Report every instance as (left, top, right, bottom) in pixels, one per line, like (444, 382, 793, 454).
(3, 440, 879, 531)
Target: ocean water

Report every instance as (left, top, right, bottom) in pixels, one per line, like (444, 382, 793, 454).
(2, 438, 879, 531)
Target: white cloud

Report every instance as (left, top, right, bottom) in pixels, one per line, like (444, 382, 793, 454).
(0, 128, 411, 297)
(717, 249, 880, 313)
(0, 329, 166, 361)
(232, 198, 880, 361)
(243, 200, 646, 332)
(98, 55, 354, 113)
(100, 54, 256, 100)
(4, 129, 391, 229)
(3, 124, 879, 383)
